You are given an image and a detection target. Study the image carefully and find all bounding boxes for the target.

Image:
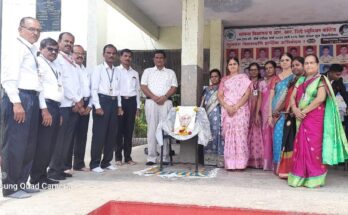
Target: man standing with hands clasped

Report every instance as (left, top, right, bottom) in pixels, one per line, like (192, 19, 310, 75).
(141, 50, 178, 165)
(1, 17, 42, 198)
(48, 32, 83, 180)
(116, 49, 140, 166)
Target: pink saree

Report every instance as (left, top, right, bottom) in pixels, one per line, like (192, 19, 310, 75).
(247, 80, 264, 168)
(259, 79, 274, 170)
(219, 74, 251, 170)
(288, 76, 327, 188)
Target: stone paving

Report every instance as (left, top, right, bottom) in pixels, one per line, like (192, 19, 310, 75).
(1, 143, 348, 215)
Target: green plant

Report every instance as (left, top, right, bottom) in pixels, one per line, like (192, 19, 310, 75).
(134, 102, 147, 138)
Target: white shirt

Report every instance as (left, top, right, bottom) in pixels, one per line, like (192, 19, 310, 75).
(117, 64, 141, 109)
(76, 63, 92, 107)
(141, 66, 178, 96)
(77, 64, 91, 98)
(91, 62, 121, 109)
(57, 52, 83, 107)
(37, 55, 64, 109)
(1, 36, 42, 103)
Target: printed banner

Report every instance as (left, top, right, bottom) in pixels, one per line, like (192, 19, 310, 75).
(224, 23, 348, 81)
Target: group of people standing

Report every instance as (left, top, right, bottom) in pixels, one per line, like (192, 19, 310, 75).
(0, 17, 178, 199)
(2, 16, 348, 199)
(202, 52, 348, 188)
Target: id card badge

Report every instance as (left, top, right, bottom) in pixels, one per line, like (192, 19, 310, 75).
(253, 90, 258, 96)
(109, 87, 113, 95)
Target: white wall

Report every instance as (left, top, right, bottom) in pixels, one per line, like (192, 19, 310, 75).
(1, 0, 88, 52)
(1, 0, 213, 70)
(105, 4, 211, 51)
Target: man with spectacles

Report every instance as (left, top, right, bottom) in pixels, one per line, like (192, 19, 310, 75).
(1, 17, 42, 198)
(29, 37, 63, 189)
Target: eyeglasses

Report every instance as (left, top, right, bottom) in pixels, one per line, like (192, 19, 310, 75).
(21, 26, 41, 33)
(47, 47, 59, 53)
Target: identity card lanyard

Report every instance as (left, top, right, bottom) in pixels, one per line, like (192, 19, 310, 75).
(252, 81, 259, 96)
(39, 55, 62, 91)
(17, 38, 40, 78)
(60, 52, 76, 67)
(106, 67, 114, 95)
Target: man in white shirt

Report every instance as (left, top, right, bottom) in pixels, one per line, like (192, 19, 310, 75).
(1, 17, 42, 198)
(319, 46, 333, 63)
(29, 38, 63, 188)
(67, 44, 91, 172)
(141, 50, 178, 165)
(116, 49, 140, 165)
(90, 44, 121, 173)
(48, 32, 83, 180)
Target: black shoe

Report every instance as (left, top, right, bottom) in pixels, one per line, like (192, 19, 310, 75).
(44, 178, 60, 184)
(48, 174, 66, 181)
(162, 161, 170, 165)
(61, 172, 72, 177)
(146, 161, 155, 166)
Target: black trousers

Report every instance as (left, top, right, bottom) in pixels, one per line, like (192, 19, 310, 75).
(116, 96, 137, 162)
(48, 107, 78, 177)
(1, 91, 39, 196)
(30, 100, 60, 183)
(89, 95, 119, 169)
(66, 99, 90, 170)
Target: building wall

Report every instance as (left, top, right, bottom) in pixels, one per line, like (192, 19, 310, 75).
(106, 4, 211, 51)
(1, 0, 88, 50)
(1, 0, 213, 68)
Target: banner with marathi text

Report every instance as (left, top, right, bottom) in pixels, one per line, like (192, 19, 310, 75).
(224, 23, 348, 81)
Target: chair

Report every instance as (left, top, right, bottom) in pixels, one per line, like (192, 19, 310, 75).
(156, 106, 211, 173)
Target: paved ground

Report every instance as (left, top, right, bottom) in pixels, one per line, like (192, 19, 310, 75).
(1, 142, 348, 215)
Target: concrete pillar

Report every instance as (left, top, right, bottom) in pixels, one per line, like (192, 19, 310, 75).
(87, 0, 107, 68)
(181, 0, 204, 106)
(180, 0, 204, 163)
(209, 19, 223, 71)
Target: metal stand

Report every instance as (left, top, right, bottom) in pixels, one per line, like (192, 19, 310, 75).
(195, 142, 198, 173)
(159, 134, 173, 171)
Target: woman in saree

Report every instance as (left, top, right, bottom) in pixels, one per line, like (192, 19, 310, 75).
(278, 56, 305, 178)
(288, 54, 348, 188)
(218, 57, 251, 170)
(201, 69, 224, 167)
(247, 63, 264, 168)
(269, 53, 294, 173)
(258, 60, 277, 170)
